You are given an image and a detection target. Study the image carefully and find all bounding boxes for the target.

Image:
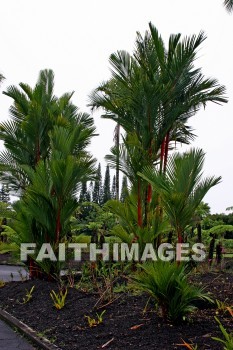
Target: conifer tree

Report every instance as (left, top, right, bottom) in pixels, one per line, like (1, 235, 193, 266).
(88, 181, 94, 202)
(93, 163, 103, 205)
(79, 181, 88, 202)
(111, 175, 116, 200)
(103, 165, 111, 204)
(120, 176, 129, 202)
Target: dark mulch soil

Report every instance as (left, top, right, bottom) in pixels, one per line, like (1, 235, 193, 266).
(0, 272, 232, 350)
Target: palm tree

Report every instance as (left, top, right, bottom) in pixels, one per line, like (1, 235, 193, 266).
(1, 69, 97, 277)
(12, 126, 95, 277)
(224, 0, 233, 12)
(0, 69, 96, 192)
(90, 23, 227, 228)
(192, 201, 211, 242)
(134, 23, 227, 173)
(138, 148, 221, 244)
(113, 121, 120, 200)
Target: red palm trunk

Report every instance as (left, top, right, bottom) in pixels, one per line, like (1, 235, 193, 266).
(163, 131, 170, 174)
(160, 138, 166, 173)
(147, 143, 153, 203)
(177, 229, 183, 265)
(147, 184, 152, 203)
(55, 206, 61, 243)
(137, 179, 143, 227)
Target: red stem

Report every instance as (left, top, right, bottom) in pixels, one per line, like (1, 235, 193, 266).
(137, 180, 142, 227)
(160, 138, 166, 173)
(163, 131, 170, 174)
(147, 184, 152, 203)
(55, 206, 61, 243)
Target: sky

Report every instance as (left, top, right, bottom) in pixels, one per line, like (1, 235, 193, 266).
(0, 0, 233, 214)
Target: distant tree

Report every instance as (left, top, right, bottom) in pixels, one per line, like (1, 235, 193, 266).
(103, 165, 111, 204)
(205, 212, 233, 227)
(93, 163, 103, 205)
(79, 181, 89, 202)
(192, 202, 211, 242)
(0, 185, 10, 203)
(120, 175, 129, 202)
(86, 189, 91, 202)
(111, 175, 116, 200)
(88, 181, 94, 202)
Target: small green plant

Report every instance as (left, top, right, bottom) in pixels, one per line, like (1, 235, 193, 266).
(50, 288, 68, 310)
(85, 310, 106, 327)
(212, 308, 233, 349)
(20, 285, 35, 304)
(132, 261, 213, 323)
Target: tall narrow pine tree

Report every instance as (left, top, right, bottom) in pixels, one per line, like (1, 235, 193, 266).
(88, 181, 94, 202)
(93, 163, 103, 205)
(120, 176, 129, 202)
(103, 165, 111, 204)
(111, 175, 116, 200)
(79, 181, 88, 202)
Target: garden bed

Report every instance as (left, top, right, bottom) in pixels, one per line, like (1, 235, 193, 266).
(0, 271, 232, 349)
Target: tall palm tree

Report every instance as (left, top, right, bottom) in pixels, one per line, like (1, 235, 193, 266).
(90, 23, 227, 228)
(0, 69, 96, 192)
(0, 69, 97, 277)
(224, 0, 233, 12)
(138, 148, 221, 243)
(113, 121, 120, 200)
(106, 132, 151, 226)
(134, 23, 227, 174)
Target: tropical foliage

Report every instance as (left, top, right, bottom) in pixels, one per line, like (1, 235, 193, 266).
(90, 23, 227, 230)
(0, 69, 96, 276)
(0, 69, 96, 192)
(132, 261, 212, 323)
(138, 148, 221, 243)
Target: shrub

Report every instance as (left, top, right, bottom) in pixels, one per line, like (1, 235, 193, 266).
(132, 260, 212, 323)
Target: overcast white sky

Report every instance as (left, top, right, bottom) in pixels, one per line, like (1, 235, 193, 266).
(0, 0, 233, 213)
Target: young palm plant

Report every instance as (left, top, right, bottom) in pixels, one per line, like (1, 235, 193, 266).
(138, 148, 221, 244)
(11, 125, 96, 277)
(132, 260, 212, 323)
(105, 192, 169, 255)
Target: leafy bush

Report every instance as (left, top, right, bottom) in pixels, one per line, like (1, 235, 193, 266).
(132, 261, 212, 323)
